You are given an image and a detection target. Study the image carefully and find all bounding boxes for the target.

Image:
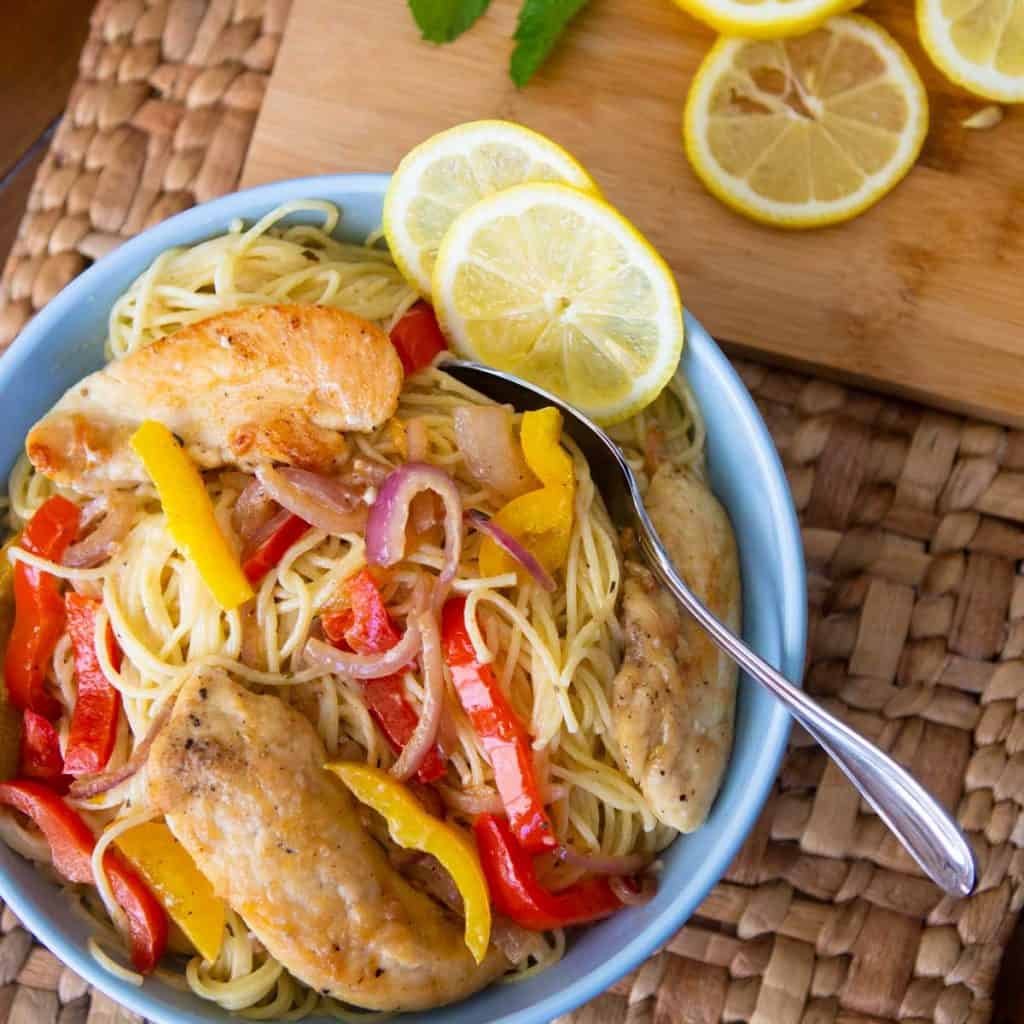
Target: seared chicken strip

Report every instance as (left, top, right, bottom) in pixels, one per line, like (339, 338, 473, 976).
(147, 670, 507, 1012)
(27, 304, 403, 492)
(612, 466, 740, 833)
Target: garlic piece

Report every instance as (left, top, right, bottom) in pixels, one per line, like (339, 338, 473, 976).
(962, 105, 1003, 129)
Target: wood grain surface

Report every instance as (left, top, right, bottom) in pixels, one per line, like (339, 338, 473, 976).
(243, 0, 1024, 427)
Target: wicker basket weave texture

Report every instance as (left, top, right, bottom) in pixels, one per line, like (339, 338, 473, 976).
(0, 0, 293, 352)
(0, 3, 1023, 1024)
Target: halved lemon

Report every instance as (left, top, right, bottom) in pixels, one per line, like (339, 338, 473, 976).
(673, 0, 859, 39)
(684, 15, 929, 229)
(917, 0, 1024, 102)
(432, 183, 684, 425)
(383, 121, 599, 296)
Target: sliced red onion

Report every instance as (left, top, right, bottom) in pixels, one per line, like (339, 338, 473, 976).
(304, 623, 422, 679)
(466, 510, 555, 592)
(78, 497, 108, 533)
(244, 507, 291, 555)
(69, 703, 173, 799)
(390, 611, 443, 781)
(555, 846, 654, 876)
(233, 478, 276, 542)
(64, 496, 136, 569)
(403, 851, 463, 910)
(404, 423, 440, 535)
(366, 462, 462, 609)
(409, 780, 445, 819)
(610, 874, 657, 907)
(439, 785, 505, 816)
(256, 466, 368, 536)
(440, 781, 567, 816)
(454, 405, 536, 500)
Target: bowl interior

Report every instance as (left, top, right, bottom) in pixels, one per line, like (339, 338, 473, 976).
(0, 175, 806, 1024)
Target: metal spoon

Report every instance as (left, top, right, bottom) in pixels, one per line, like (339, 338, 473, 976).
(443, 358, 977, 898)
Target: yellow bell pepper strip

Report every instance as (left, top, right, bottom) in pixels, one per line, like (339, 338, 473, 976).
(115, 821, 225, 963)
(130, 421, 253, 611)
(479, 488, 574, 578)
(479, 408, 575, 579)
(325, 762, 491, 964)
(520, 407, 574, 490)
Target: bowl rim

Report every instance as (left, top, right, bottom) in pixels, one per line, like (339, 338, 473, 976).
(0, 173, 807, 1024)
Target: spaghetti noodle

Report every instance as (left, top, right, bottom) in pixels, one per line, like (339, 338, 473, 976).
(2, 200, 706, 1018)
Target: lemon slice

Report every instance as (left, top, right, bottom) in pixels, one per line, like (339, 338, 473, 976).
(673, 0, 857, 39)
(684, 15, 929, 229)
(383, 121, 598, 296)
(918, 0, 1024, 102)
(432, 183, 684, 425)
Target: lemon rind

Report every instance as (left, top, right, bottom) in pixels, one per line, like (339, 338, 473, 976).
(383, 121, 600, 297)
(432, 183, 685, 426)
(683, 15, 929, 229)
(672, 0, 860, 39)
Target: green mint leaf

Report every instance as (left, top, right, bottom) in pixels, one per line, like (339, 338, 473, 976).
(510, 0, 590, 87)
(407, 0, 493, 43)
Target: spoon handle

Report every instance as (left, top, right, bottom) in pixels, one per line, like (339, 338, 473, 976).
(636, 530, 977, 898)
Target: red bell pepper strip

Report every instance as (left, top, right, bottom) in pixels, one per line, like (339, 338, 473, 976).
(389, 302, 448, 376)
(442, 598, 556, 852)
(241, 513, 311, 584)
(322, 569, 445, 783)
(0, 780, 168, 971)
(18, 710, 69, 792)
(104, 854, 170, 973)
(363, 677, 446, 782)
(4, 497, 81, 718)
(64, 594, 122, 777)
(474, 814, 623, 930)
(0, 779, 94, 881)
(323, 568, 402, 652)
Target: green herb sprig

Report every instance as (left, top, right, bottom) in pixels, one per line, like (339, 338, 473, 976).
(406, 0, 591, 86)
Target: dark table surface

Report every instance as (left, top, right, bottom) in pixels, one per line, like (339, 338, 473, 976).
(0, 2, 95, 271)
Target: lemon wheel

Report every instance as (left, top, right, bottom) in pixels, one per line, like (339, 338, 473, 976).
(432, 184, 684, 426)
(917, 0, 1024, 102)
(683, 15, 929, 228)
(383, 120, 599, 296)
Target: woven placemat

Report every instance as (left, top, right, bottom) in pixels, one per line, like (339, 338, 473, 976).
(1, 3, 1022, 1024)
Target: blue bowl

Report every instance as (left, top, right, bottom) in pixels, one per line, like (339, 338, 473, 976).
(0, 175, 806, 1023)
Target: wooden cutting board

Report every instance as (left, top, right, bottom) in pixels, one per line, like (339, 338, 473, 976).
(242, 0, 1024, 426)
